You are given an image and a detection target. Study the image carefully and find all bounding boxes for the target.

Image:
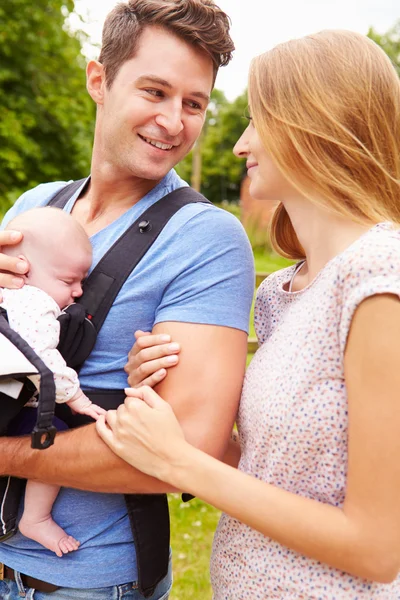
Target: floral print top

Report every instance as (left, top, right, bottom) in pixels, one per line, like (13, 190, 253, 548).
(211, 223, 400, 599)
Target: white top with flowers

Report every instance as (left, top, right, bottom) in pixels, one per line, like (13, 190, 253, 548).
(211, 223, 400, 599)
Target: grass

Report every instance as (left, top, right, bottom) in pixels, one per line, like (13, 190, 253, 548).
(169, 495, 220, 599)
(169, 251, 292, 598)
(253, 248, 293, 273)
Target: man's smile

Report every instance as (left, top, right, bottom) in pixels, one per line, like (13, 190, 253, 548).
(138, 134, 175, 151)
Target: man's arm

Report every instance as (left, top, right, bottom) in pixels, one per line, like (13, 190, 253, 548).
(0, 322, 247, 492)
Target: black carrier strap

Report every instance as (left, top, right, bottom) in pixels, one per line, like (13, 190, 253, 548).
(48, 178, 210, 597)
(0, 311, 57, 538)
(49, 179, 211, 369)
(0, 311, 56, 450)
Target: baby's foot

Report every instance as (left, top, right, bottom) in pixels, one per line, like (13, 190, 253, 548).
(19, 515, 80, 557)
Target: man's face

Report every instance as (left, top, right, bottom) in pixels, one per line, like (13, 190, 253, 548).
(94, 26, 214, 182)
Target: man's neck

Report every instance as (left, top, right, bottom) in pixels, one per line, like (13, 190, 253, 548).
(87, 163, 162, 210)
(72, 166, 165, 235)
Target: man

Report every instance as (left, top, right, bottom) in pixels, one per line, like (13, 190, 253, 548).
(0, 1, 254, 598)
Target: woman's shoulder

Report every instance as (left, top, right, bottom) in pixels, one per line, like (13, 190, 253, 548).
(338, 223, 400, 285)
(259, 263, 297, 289)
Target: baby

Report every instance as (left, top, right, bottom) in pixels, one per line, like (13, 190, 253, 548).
(0, 206, 105, 557)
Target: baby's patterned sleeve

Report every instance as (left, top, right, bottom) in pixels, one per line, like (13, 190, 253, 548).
(5, 287, 81, 403)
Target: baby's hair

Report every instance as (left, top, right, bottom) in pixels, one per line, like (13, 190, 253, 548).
(5, 207, 92, 262)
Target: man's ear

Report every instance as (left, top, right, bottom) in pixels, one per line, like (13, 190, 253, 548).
(87, 60, 106, 105)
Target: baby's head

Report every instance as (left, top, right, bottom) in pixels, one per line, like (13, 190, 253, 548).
(5, 207, 92, 309)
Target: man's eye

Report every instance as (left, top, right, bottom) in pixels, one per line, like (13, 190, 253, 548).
(187, 100, 202, 111)
(146, 89, 163, 97)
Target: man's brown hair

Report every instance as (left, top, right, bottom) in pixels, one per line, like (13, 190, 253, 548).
(98, 0, 234, 88)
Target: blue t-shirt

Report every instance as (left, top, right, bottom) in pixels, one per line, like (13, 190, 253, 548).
(0, 170, 255, 588)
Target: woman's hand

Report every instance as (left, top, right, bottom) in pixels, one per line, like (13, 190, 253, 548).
(0, 229, 29, 289)
(124, 330, 180, 388)
(96, 386, 188, 484)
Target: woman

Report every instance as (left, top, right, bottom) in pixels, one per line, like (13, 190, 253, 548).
(97, 30, 400, 598)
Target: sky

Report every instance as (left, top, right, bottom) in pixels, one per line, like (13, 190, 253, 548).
(71, 0, 399, 100)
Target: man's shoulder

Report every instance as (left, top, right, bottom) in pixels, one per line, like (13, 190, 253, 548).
(168, 198, 250, 240)
(2, 181, 70, 227)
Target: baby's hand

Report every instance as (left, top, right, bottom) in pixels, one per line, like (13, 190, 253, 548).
(124, 330, 180, 388)
(67, 390, 106, 421)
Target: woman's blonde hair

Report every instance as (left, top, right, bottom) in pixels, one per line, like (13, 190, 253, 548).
(248, 30, 400, 259)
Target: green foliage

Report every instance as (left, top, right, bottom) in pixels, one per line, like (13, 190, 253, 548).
(368, 20, 400, 75)
(0, 0, 95, 213)
(176, 89, 248, 204)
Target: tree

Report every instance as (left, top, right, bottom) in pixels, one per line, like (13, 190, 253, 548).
(176, 89, 248, 204)
(368, 20, 400, 75)
(0, 0, 95, 213)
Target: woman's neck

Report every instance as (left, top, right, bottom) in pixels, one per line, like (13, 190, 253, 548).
(285, 198, 374, 288)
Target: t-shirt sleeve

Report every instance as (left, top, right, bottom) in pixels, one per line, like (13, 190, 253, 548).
(154, 207, 255, 333)
(1, 181, 70, 229)
(339, 233, 400, 355)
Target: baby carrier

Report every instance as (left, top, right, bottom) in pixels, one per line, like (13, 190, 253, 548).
(0, 178, 210, 597)
(0, 309, 57, 538)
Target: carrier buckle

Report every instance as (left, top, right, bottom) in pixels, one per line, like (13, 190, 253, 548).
(31, 425, 57, 450)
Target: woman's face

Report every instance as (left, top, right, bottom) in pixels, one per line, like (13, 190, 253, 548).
(234, 119, 294, 202)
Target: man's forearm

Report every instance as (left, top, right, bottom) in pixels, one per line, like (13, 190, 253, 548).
(0, 425, 177, 493)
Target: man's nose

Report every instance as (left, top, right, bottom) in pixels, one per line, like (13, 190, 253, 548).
(155, 103, 184, 137)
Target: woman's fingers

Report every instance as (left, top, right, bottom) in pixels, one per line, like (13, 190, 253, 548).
(96, 414, 116, 448)
(124, 335, 180, 386)
(95, 391, 186, 484)
(124, 385, 164, 408)
(130, 337, 180, 362)
(127, 355, 178, 386)
(133, 369, 167, 388)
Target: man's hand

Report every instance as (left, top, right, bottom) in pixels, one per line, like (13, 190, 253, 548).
(0, 230, 29, 289)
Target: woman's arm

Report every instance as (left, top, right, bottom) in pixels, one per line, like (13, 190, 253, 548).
(222, 432, 241, 468)
(125, 331, 242, 467)
(97, 294, 400, 583)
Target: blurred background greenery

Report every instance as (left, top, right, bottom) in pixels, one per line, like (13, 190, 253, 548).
(1, 1, 399, 216)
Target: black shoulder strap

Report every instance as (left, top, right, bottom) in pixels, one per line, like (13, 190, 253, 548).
(48, 180, 211, 334)
(47, 178, 88, 209)
(0, 313, 56, 449)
